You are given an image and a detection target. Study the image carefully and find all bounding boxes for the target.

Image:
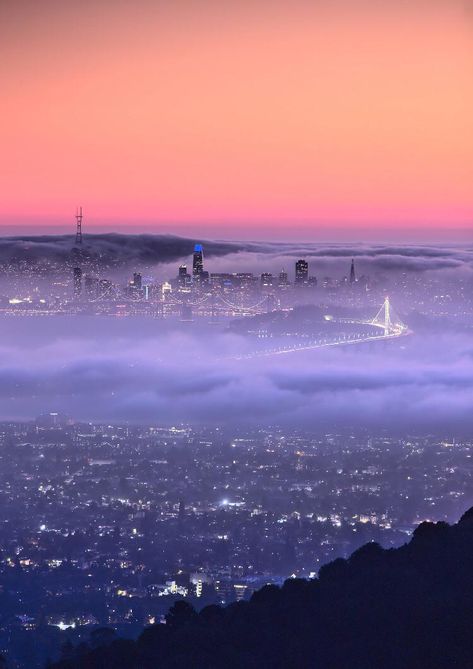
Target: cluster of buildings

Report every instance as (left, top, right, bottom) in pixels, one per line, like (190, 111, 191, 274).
(0, 211, 471, 323)
(70, 243, 352, 302)
(0, 418, 471, 665)
(63, 243, 367, 321)
(176, 246, 321, 292)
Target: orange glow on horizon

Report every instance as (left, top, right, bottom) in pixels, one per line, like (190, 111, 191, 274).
(0, 0, 472, 234)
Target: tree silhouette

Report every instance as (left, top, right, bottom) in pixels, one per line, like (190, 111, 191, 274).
(49, 507, 473, 669)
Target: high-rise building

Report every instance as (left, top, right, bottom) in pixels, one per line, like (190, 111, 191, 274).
(308, 275, 318, 288)
(178, 265, 188, 287)
(261, 272, 273, 288)
(278, 269, 288, 287)
(350, 259, 356, 284)
(178, 265, 191, 289)
(193, 244, 204, 278)
(73, 267, 82, 297)
(127, 273, 144, 300)
(295, 259, 309, 285)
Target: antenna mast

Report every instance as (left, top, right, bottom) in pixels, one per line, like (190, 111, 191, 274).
(75, 207, 83, 245)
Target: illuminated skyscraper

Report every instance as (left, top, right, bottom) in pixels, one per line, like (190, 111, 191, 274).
(193, 244, 204, 278)
(295, 259, 309, 285)
(178, 265, 191, 288)
(177, 265, 189, 288)
(261, 272, 273, 288)
(278, 269, 288, 287)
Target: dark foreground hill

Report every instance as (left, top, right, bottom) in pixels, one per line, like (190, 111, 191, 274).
(50, 508, 473, 669)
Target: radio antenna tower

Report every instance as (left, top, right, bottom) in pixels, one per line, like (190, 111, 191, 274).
(75, 206, 83, 245)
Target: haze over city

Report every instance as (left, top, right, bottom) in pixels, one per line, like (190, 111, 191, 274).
(0, 1, 472, 668)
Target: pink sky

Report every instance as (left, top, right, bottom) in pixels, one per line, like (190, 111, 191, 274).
(0, 0, 472, 238)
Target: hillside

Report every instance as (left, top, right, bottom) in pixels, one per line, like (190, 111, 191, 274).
(49, 507, 473, 669)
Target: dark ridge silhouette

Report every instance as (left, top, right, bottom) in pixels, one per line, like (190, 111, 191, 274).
(49, 508, 473, 669)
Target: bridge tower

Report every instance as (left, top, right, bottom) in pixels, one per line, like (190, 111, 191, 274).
(211, 292, 218, 323)
(384, 296, 389, 335)
(383, 296, 391, 336)
(371, 296, 395, 336)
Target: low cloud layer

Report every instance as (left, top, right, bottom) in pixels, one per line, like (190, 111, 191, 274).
(0, 234, 472, 431)
(0, 234, 472, 278)
(0, 316, 472, 434)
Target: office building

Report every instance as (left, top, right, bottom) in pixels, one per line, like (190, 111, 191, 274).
(295, 259, 309, 285)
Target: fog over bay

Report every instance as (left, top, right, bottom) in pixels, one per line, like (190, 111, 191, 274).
(0, 234, 472, 432)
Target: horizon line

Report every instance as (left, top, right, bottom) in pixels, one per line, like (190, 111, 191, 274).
(0, 222, 472, 244)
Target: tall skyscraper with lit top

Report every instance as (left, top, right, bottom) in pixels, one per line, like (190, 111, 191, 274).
(193, 244, 204, 278)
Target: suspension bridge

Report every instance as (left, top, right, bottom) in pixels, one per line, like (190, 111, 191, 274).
(78, 288, 410, 360)
(232, 297, 410, 359)
(334, 296, 407, 338)
(163, 291, 274, 318)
